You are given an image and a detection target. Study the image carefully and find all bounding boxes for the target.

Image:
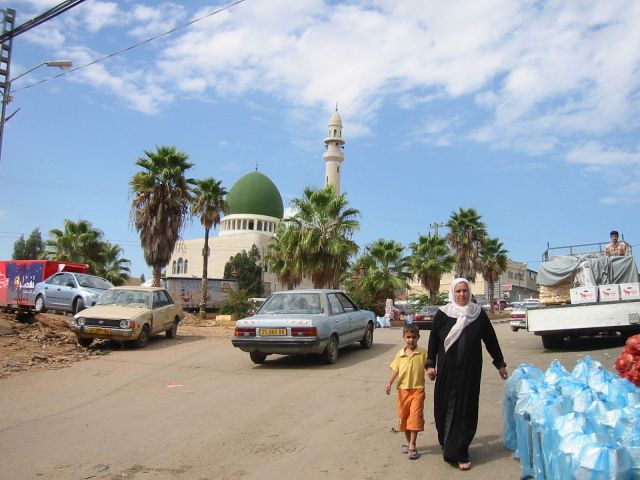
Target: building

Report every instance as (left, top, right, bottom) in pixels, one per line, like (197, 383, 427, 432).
(167, 109, 345, 293)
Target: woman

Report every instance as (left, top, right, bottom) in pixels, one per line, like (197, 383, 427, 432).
(426, 278, 508, 471)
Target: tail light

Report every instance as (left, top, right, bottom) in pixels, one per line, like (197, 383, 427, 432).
(511, 313, 526, 319)
(414, 315, 424, 321)
(291, 327, 318, 337)
(235, 327, 257, 337)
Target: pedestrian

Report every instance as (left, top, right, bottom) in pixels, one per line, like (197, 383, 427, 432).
(385, 323, 427, 460)
(605, 230, 629, 256)
(426, 277, 508, 471)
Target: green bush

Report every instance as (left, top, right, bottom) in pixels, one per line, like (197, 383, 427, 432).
(219, 289, 252, 319)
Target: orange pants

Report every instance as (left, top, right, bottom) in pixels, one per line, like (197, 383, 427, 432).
(396, 388, 425, 432)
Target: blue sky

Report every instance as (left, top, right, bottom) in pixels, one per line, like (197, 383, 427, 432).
(1, 0, 639, 279)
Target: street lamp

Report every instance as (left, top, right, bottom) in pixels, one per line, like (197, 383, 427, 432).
(0, 59, 72, 163)
(518, 262, 527, 301)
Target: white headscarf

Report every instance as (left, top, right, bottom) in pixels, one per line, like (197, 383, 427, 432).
(439, 277, 482, 352)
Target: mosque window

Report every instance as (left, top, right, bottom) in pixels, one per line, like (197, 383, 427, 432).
(242, 220, 247, 230)
(177, 258, 184, 274)
(337, 166, 340, 174)
(184, 260, 188, 274)
(172, 260, 177, 274)
(249, 220, 254, 230)
(257, 220, 262, 231)
(333, 129, 337, 136)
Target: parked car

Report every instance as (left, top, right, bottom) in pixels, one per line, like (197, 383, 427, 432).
(32, 272, 113, 314)
(510, 300, 541, 332)
(69, 286, 183, 348)
(231, 289, 375, 364)
(413, 305, 440, 330)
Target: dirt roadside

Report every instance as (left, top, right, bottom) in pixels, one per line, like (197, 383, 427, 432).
(0, 311, 234, 379)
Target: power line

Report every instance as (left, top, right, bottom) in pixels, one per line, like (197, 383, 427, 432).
(0, 0, 87, 43)
(11, 0, 247, 94)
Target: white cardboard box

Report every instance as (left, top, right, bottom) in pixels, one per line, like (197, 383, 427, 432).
(598, 284, 620, 302)
(620, 283, 640, 300)
(570, 286, 598, 304)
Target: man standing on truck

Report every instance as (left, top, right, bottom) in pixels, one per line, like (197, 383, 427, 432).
(605, 230, 629, 256)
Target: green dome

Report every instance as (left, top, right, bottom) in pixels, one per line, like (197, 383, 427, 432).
(226, 171, 284, 219)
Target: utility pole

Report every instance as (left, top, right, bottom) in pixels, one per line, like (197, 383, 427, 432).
(429, 222, 445, 237)
(0, 8, 16, 165)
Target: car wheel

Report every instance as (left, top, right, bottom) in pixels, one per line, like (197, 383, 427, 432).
(322, 335, 339, 364)
(166, 320, 178, 338)
(134, 325, 151, 348)
(77, 337, 93, 348)
(360, 324, 374, 349)
(250, 351, 267, 364)
(511, 326, 518, 332)
(73, 298, 85, 314)
(34, 295, 46, 313)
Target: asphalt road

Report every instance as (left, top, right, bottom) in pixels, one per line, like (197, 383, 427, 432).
(0, 322, 626, 480)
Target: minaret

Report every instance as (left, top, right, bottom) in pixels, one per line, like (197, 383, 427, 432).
(323, 106, 345, 194)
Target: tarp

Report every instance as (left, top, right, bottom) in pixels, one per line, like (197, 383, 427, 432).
(537, 254, 638, 287)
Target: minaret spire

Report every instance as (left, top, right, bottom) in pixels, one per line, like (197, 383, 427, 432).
(323, 107, 345, 194)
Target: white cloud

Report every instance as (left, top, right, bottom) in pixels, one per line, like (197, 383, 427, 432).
(128, 3, 187, 39)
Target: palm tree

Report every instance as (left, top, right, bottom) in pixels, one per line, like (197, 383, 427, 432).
(285, 185, 360, 288)
(478, 237, 509, 310)
(446, 208, 487, 282)
(266, 225, 303, 290)
(130, 146, 195, 287)
(409, 233, 456, 304)
(358, 239, 411, 304)
(191, 177, 228, 318)
(97, 243, 131, 286)
(44, 219, 105, 271)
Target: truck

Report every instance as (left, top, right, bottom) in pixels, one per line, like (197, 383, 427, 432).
(524, 242, 640, 349)
(164, 277, 238, 311)
(0, 260, 90, 313)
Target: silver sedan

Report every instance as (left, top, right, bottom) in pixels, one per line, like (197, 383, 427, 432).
(232, 289, 375, 364)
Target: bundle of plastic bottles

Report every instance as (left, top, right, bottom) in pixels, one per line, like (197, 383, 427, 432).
(503, 356, 640, 479)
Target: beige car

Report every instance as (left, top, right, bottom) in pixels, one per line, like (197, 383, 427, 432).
(70, 286, 183, 348)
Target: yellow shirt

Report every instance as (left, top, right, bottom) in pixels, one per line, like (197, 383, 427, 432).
(389, 346, 427, 390)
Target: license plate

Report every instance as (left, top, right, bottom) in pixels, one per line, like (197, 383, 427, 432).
(259, 328, 287, 336)
(85, 327, 111, 335)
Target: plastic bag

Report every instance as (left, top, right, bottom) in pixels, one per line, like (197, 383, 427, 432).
(572, 355, 604, 382)
(574, 441, 632, 480)
(545, 359, 570, 386)
(503, 364, 544, 452)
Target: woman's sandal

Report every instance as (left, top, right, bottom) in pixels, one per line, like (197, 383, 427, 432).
(458, 461, 472, 471)
(400, 444, 409, 454)
(408, 449, 420, 460)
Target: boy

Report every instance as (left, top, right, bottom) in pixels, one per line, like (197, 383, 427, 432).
(385, 323, 427, 460)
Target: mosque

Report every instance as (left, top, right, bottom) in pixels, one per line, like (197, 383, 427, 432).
(167, 109, 346, 294)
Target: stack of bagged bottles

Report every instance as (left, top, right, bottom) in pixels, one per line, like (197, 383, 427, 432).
(503, 356, 640, 479)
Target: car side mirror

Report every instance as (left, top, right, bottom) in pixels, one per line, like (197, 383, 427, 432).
(66, 282, 75, 288)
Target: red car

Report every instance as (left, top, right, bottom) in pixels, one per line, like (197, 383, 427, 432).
(413, 305, 439, 330)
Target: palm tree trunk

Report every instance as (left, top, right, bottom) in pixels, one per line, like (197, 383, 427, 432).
(153, 265, 162, 287)
(199, 228, 210, 319)
(488, 280, 494, 312)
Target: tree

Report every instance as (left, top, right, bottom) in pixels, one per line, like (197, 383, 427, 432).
(357, 239, 411, 305)
(12, 227, 44, 259)
(43, 219, 130, 284)
(478, 237, 509, 310)
(409, 233, 456, 304)
(284, 185, 360, 288)
(191, 177, 228, 318)
(98, 243, 131, 286)
(130, 146, 195, 287)
(446, 207, 487, 282)
(223, 245, 264, 297)
(265, 224, 303, 290)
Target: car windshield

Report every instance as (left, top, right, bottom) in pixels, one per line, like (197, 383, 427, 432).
(512, 302, 525, 310)
(419, 306, 439, 314)
(98, 289, 151, 307)
(259, 293, 322, 314)
(75, 273, 113, 290)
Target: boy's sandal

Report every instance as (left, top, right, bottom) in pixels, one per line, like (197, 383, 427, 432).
(458, 461, 471, 471)
(400, 444, 409, 454)
(408, 449, 420, 460)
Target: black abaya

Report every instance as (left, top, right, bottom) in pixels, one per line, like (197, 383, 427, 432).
(426, 309, 506, 463)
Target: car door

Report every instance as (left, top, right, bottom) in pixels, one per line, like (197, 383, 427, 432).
(337, 292, 364, 342)
(151, 290, 172, 333)
(44, 273, 70, 309)
(326, 293, 350, 346)
(56, 273, 78, 311)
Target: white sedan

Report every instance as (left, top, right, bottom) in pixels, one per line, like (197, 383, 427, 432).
(232, 289, 376, 364)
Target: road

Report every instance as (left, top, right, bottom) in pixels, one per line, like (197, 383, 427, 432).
(0, 322, 625, 480)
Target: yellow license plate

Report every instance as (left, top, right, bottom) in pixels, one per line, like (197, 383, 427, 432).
(86, 327, 111, 335)
(260, 328, 287, 336)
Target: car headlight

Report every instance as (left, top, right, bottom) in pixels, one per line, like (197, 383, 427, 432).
(77, 317, 85, 326)
(119, 320, 129, 329)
